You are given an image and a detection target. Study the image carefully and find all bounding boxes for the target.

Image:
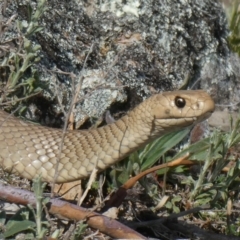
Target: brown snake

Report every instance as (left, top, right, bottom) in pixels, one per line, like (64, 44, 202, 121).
(0, 90, 215, 183)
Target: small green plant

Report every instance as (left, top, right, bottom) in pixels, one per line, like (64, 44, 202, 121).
(0, 177, 48, 239)
(174, 116, 240, 207)
(110, 113, 240, 221)
(110, 128, 190, 186)
(227, 0, 240, 55)
(71, 222, 88, 240)
(0, 0, 47, 109)
(30, 176, 50, 239)
(0, 177, 60, 239)
(0, 207, 36, 239)
(165, 195, 182, 213)
(227, 216, 240, 237)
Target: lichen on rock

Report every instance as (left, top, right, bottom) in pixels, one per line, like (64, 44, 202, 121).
(1, 0, 238, 126)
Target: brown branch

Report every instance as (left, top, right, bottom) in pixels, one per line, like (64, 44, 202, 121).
(103, 155, 194, 210)
(0, 183, 146, 239)
(122, 154, 193, 189)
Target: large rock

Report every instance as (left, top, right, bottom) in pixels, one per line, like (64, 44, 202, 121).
(2, 0, 238, 126)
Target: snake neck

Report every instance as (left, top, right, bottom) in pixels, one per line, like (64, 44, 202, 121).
(101, 109, 159, 161)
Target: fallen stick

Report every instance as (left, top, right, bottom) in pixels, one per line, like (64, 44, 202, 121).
(0, 183, 146, 239)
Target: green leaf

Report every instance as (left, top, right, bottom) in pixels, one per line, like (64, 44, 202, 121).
(171, 195, 182, 204)
(173, 205, 180, 213)
(140, 128, 190, 171)
(195, 197, 212, 206)
(165, 201, 172, 209)
(4, 220, 36, 238)
(2, 207, 36, 238)
(174, 137, 210, 161)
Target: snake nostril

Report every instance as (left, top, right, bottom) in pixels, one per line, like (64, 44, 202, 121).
(175, 96, 186, 108)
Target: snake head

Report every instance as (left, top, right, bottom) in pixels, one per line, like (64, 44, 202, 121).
(148, 90, 215, 134)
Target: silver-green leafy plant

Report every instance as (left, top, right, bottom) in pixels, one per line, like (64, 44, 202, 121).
(227, 1, 240, 55)
(0, 0, 46, 107)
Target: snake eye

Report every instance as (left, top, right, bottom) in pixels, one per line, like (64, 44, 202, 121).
(175, 96, 186, 108)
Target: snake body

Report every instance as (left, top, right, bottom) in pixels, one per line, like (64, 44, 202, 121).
(0, 90, 215, 183)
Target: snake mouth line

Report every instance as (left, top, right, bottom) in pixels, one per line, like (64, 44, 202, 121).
(156, 113, 212, 128)
(157, 114, 210, 122)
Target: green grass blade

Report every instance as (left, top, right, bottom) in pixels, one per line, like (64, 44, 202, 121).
(140, 128, 190, 171)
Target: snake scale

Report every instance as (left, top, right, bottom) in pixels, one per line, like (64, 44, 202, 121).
(0, 90, 215, 183)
